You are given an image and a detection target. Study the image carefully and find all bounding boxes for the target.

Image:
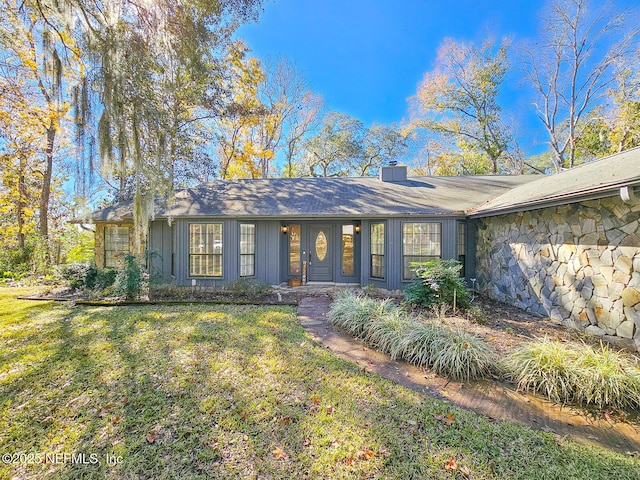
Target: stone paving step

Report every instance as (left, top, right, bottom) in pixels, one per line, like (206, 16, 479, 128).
(298, 295, 640, 455)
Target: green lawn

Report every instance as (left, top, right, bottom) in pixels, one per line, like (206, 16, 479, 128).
(0, 288, 638, 479)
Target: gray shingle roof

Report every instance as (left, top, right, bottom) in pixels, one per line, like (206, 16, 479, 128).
(83, 147, 640, 223)
(84, 175, 538, 221)
(469, 147, 640, 217)
(161, 175, 538, 218)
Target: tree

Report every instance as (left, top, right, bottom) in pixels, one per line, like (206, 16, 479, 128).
(254, 58, 322, 178)
(358, 124, 408, 176)
(301, 112, 364, 177)
(409, 37, 513, 174)
(523, 0, 638, 171)
(212, 40, 266, 179)
(74, 0, 263, 251)
(0, 0, 80, 265)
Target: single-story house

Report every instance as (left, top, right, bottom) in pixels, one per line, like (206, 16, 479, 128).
(84, 147, 640, 351)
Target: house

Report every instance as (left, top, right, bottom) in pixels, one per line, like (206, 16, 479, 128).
(85, 147, 640, 351)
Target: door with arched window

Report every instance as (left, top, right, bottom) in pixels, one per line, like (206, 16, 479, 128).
(308, 225, 333, 282)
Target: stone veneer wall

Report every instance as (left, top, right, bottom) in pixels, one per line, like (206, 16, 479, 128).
(94, 223, 105, 268)
(476, 195, 640, 352)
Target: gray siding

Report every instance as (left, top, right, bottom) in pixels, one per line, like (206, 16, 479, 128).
(148, 220, 173, 282)
(359, 217, 463, 291)
(161, 216, 465, 289)
(254, 220, 281, 285)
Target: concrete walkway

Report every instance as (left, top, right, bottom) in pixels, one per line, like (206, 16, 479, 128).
(297, 296, 640, 455)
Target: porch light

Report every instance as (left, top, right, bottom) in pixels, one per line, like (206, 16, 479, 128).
(281, 225, 288, 234)
(354, 224, 361, 234)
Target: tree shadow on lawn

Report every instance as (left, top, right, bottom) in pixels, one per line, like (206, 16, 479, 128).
(1, 302, 638, 479)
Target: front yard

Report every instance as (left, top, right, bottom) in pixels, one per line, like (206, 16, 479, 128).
(0, 288, 638, 479)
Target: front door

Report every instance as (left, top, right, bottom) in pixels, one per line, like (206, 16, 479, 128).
(308, 225, 333, 282)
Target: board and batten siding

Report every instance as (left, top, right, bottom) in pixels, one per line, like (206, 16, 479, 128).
(146, 216, 469, 289)
(171, 219, 281, 287)
(360, 217, 466, 291)
(148, 220, 173, 282)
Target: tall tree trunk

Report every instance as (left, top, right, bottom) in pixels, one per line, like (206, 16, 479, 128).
(17, 153, 27, 250)
(39, 125, 55, 265)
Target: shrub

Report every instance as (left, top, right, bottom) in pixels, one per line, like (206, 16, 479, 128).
(505, 338, 576, 404)
(57, 263, 96, 290)
(231, 278, 272, 299)
(573, 346, 640, 410)
(56, 263, 117, 292)
(66, 239, 95, 264)
(465, 305, 489, 325)
(114, 254, 144, 299)
(405, 259, 470, 309)
(506, 338, 640, 411)
(93, 268, 117, 290)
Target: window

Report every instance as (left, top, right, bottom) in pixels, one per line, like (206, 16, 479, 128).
(104, 226, 130, 268)
(240, 224, 255, 277)
(342, 224, 355, 276)
(288, 225, 301, 275)
(458, 222, 466, 278)
(189, 223, 223, 277)
(402, 222, 441, 280)
(370, 223, 385, 279)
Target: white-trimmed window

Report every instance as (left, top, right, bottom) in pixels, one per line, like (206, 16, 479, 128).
(402, 222, 441, 280)
(189, 223, 223, 277)
(240, 224, 256, 277)
(370, 223, 385, 279)
(104, 226, 130, 268)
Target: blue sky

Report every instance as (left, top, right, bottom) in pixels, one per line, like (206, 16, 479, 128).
(237, 0, 636, 157)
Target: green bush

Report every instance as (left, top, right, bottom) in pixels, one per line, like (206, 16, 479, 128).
(506, 338, 640, 411)
(93, 268, 117, 290)
(56, 263, 117, 291)
(114, 254, 144, 299)
(405, 259, 470, 309)
(57, 263, 96, 290)
(2, 271, 25, 280)
(329, 292, 495, 381)
(66, 240, 95, 264)
(230, 278, 272, 299)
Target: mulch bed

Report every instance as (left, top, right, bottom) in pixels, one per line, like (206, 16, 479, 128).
(421, 295, 634, 359)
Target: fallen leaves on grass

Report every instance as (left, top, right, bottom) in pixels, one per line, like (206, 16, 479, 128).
(445, 457, 458, 470)
(146, 428, 161, 444)
(435, 412, 456, 426)
(357, 448, 375, 460)
(272, 446, 288, 460)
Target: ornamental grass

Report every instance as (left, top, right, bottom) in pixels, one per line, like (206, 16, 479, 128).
(329, 292, 496, 382)
(506, 337, 640, 411)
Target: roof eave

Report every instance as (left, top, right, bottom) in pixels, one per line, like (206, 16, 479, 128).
(469, 181, 640, 218)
